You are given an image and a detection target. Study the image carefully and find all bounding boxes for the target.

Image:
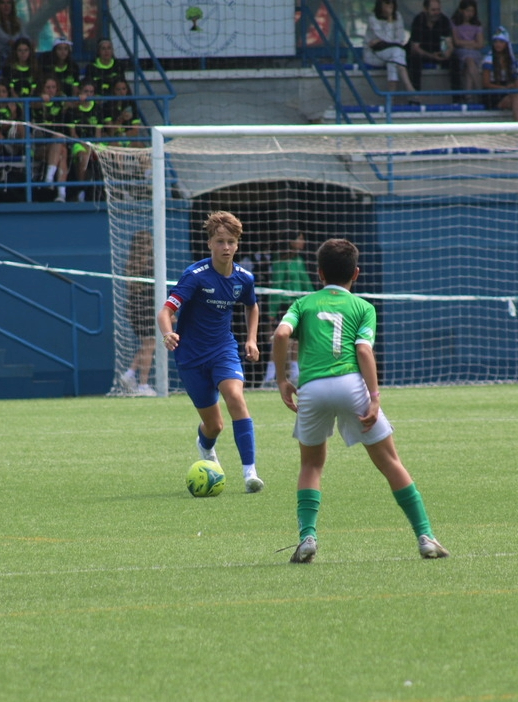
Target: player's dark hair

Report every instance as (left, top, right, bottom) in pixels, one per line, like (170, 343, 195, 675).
(317, 238, 359, 284)
(203, 210, 243, 240)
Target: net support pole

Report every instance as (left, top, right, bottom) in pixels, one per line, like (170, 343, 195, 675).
(152, 127, 169, 397)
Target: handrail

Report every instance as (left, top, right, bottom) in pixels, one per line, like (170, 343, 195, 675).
(0, 243, 104, 395)
(104, 0, 176, 123)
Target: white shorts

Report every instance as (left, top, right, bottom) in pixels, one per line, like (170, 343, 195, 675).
(294, 374, 393, 447)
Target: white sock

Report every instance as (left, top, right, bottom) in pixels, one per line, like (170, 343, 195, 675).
(264, 361, 275, 382)
(57, 186, 66, 199)
(124, 368, 135, 379)
(243, 464, 257, 480)
(45, 165, 57, 182)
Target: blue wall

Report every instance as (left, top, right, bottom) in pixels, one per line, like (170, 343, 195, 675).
(375, 195, 518, 384)
(0, 202, 114, 397)
(1, 193, 517, 397)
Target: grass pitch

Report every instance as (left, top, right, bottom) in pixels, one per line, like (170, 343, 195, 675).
(1, 386, 517, 702)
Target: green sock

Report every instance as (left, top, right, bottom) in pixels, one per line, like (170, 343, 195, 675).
(393, 483, 434, 539)
(297, 488, 321, 540)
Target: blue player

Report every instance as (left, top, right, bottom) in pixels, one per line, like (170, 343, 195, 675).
(157, 211, 264, 493)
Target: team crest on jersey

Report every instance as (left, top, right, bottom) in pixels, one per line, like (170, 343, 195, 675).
(232, 285, 242, 299)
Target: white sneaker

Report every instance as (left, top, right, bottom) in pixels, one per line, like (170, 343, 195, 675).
(196, 436, 219, 464)
(290, 536, 318, 563)
(418, 535, 450, 559)
(245, 476, 264, 493)
(137, 384, 157, 396)
(120, 370, 137, 393)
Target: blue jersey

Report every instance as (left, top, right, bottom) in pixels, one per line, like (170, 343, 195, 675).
(165, 257, 257, 367)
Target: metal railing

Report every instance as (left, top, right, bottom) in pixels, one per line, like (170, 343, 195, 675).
(0, 243, 104, 395)
(1, 93, 177, 203)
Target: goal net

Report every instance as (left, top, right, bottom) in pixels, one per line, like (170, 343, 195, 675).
(95, 123, 518, 397)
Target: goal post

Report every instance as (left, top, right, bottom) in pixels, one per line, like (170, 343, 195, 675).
(96, 122, 518, 396)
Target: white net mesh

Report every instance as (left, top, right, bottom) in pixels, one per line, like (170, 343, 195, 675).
(95, 125, 518, 394)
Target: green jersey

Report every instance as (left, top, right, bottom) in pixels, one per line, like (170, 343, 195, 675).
(269, 255, 314, 319)
(281, 285, 376, 387)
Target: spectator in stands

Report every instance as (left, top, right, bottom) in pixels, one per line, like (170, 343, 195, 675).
(41, 37, 80, 99)
(0, 0, 27, 66)
(451, 0, 484, 101)
(66, 78, 104, 202)
(363, 0, 417, 100)
(103, 78, 144, 147)
(31, 75, 69, 202)
(2, 37, 39, 99)
(481, 27, 518, 121)
(408, 0, 453, 93)
(0, 76, 23, 155)
(84, 38, 126, 96)
(120, 229, 157, 397)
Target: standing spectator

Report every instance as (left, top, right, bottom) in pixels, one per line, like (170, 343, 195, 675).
(40, 37, 80, 99)
(0, 76, 23, 155)
(103, 78, 144, 147)
(66, 78, 104, 202)
(31, 75, 68, 202)
(408, 0, 453, 93)
(362, 0, 417, 99)
(451, 0, 484, 101)
(481, 27, 518, 121)
(0, 0, 27, 67)
(120, 230, 157, 397)
(84, 38, 126, 96)
(2, 37, 39, 98)
(262, 233, 314, 387)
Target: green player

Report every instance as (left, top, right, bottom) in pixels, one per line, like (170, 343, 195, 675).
(272, 238, 449, 563)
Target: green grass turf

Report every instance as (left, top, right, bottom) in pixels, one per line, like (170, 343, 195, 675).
(1, 386, 517, 702)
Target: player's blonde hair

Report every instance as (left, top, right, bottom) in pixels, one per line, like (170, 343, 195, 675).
(203, 211, 243, 240)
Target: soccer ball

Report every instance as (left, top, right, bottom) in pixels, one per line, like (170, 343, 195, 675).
(186, 460, 226, 497)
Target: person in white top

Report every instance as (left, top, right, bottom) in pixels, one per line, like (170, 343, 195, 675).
(363, 0, 417, 99)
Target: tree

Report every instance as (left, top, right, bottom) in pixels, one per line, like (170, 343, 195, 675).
(185, 6, 203, 32)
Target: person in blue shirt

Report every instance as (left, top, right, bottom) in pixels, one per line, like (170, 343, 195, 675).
(157, 211, 264, 493)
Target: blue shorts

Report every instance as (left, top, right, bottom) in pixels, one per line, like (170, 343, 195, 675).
(178, 355, 245, 409)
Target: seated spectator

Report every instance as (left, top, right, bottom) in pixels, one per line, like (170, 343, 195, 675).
(65, 78, 104, 202)
(103, 78, 145, 147)
(2, 36, 39, 99)
(451, 0, 484, 101)
(40, 37, 80, 99)
(0, 0, 28, 67)
(408, 0, 453, 93)
(0, 76, 23, 155)
(362, 0, 417, 99)
(481, 27, 518, 121)
(84, 38, 126, 96)
(31, 75, 69, 202)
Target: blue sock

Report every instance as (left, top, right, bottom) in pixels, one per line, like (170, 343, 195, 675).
(198, 425, 216, 450)
(232, 417, 255, 465)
